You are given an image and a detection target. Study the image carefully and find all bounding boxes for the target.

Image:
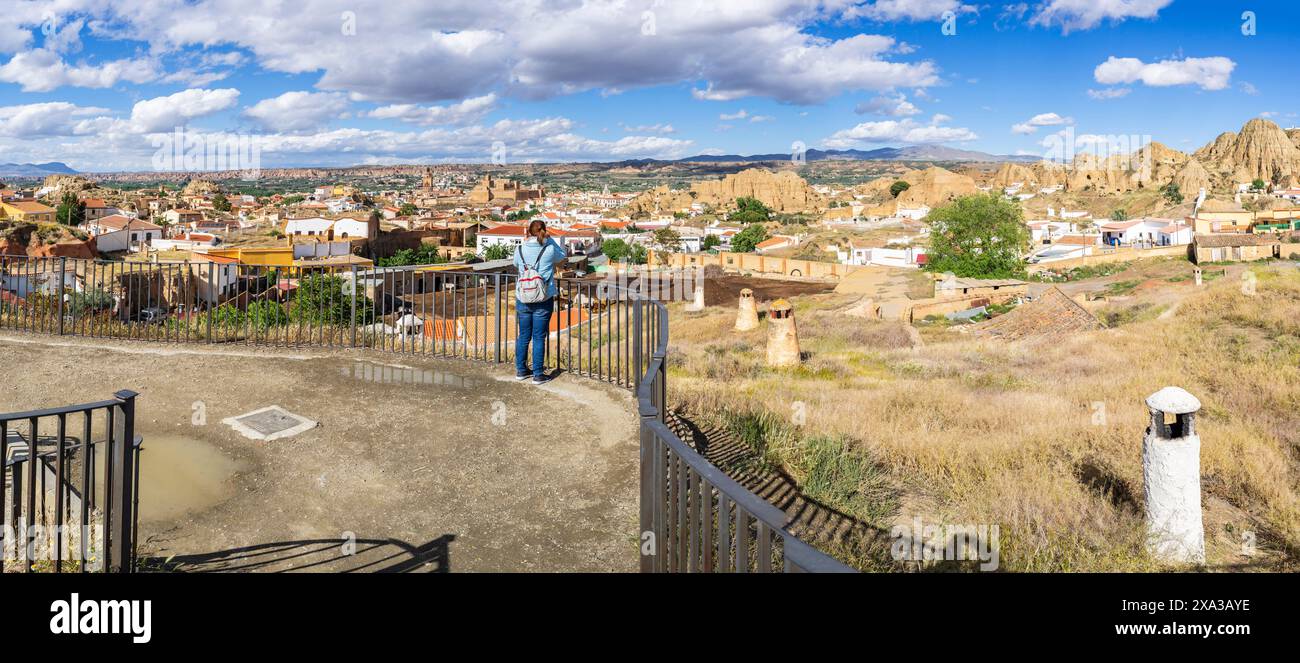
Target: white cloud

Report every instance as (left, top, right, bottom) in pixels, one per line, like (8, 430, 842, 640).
(619, 123, 676, 134)
(720, 110, 749, 121)
(1011, 112, 1074, 134)
(1094, 55, 1235, 91)
(1087, 87, 1132, 100)
(750, 115, 774, 123)
(855, 93, 922, 117)
(823, 118, 978, 148)
(369, 94, 497, 126)
(0, 48, 157, 92)
(0, 102, 111, 138)
(129, 88, 241, 133)
(245, 91, 350, 133)
(1029, 0, 1173, 32)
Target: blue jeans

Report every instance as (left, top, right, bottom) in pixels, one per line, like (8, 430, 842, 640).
(515, 297, 554, 377)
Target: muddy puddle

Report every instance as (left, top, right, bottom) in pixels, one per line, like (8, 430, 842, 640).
(137, 434, 241, 523)
(340, 361, 478, 388)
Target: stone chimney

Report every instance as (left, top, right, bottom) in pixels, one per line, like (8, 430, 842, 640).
(684, 279, 705, 312)
(1193, 268, 1203, 286)
(735, 288, 759, 331)
(1142, 387, 1205, 564)
(766, 299, 800, 367)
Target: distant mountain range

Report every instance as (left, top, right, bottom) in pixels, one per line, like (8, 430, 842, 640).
(0, 162, 78, 177)
(674, 146, 1040, 164)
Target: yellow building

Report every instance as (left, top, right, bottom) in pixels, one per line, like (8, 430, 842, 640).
(0, 200, 56, 223)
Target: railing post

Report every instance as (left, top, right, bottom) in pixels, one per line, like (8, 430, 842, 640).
(493, 273, 502, 363)
(109, 390, 138, 573)
(206, 262, 214, 343)
(639, 419, 657, 573)
(632, 298, 643, 385)
(57, 257, 66, 335)
(350, 265, 358, 347)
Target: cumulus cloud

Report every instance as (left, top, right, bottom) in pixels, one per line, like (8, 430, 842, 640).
(1094, 55, 1235, 91)
(1028, 0, 1173, 32)
(855, 93, 922, 117)
(823, 118, 978, 148)
(0, 48, 157, 92)
(21, 0, 938, 105)
(368, 94, 497, 126)
(0, 102, 111, 138)
(1011, 112, 1074, 134)
(245, 91, 351, 132)
(129, 88, 240, 133)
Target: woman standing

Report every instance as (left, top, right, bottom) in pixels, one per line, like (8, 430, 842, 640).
(513, 219, 567, 383)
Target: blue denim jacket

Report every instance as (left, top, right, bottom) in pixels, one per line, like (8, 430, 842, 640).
(513, 237, 567, 298)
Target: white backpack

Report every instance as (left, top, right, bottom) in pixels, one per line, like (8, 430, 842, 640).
(516, 244, 550, 303)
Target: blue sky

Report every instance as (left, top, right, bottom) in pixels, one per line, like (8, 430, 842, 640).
(0, 0, 1292, 171)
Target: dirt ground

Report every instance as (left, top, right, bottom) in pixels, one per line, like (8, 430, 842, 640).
(0, 333, 640, 572)
(703, 274, 838, 307)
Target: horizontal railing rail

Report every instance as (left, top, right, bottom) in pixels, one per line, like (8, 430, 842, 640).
(1, 390, 140, 573)
(0, 253, 852, 572)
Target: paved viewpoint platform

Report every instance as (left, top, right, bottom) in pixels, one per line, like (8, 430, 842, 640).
(0, 333, 640, 572)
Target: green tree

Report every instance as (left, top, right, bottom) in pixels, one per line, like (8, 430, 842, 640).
(651, 227, 682, 265)
(56, 191, 85, 226)
(1251, 178, 1267, 192)
(701, 234, 721, 251)
(481, 243, 515, 261)
(923, 194, 1031, 279)
(506, 208, 540, 222)
(602, 237, 632, 262)
(379, 244, 446, 267)
(398, 202, 419, 216)
(731, 197, 772, 224)
(627, 243, 648, 265)
(730, 223, 770, 253)
(1110, 209, 1128, 221)
(212, 193, 232, 212)
(1160, 182, 1184, 205)
(890, 180, 911, 198)
(291, 273, 374, 325)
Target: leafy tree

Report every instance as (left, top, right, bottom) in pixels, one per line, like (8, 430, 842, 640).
(379, 244, 446, 267)
(1251, 178, 1267, 192)
(731, 197, 772, 224)
(1110, 209, 1128, 221)
(651, 227, 682, 264)
(56, 191, 85, 226)
(482, 243, 515, 261)
(602, 237, 632, 262)
(212, 193, 232, 212)
(506, 208, 540, 222)
(291, 273, 374, 325)
(398, 202, 419, 216)
(1160, 182, 1184, 205)
(890, 180, 911, 198)
(627, 243, 648, 265)
(923, 194, 1031, 279)
(730, 223, 770, 253)
(701, 234, 721, 251)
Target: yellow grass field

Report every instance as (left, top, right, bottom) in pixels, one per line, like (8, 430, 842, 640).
(666, 263, 1300, 572)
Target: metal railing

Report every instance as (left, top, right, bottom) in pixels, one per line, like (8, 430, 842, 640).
(0, 253, 853, 572)
(1, 391, 141, 573)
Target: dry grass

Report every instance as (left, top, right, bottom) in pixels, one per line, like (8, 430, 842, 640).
(668, 265, 1300, 571)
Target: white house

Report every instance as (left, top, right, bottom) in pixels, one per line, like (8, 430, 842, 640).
(1098, 218, 1192, 247)
(283, 217, 335, 237)
(847, 242, 928, 268)
(1027, 220, 1078, 244)
(896, 205, 931, 221)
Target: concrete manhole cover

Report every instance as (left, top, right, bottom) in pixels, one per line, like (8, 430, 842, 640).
(222, 406, 318, 441)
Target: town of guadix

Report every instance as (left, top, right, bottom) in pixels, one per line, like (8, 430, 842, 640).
(1, 0, 1294, 648)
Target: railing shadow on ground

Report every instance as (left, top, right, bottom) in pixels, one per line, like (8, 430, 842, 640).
(138, 534, 455, 573)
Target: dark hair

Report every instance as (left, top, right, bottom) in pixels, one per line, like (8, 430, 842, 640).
(527, 219, 547, 242)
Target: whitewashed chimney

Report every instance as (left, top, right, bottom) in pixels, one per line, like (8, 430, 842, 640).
(1193, 268, 1203, 286)
(1142, 387, 1205, 564)
(734, 288, 759, 331)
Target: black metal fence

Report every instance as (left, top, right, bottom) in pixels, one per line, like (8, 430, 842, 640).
(0, 253, 852, 572)
(1, 391, 141, 573)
